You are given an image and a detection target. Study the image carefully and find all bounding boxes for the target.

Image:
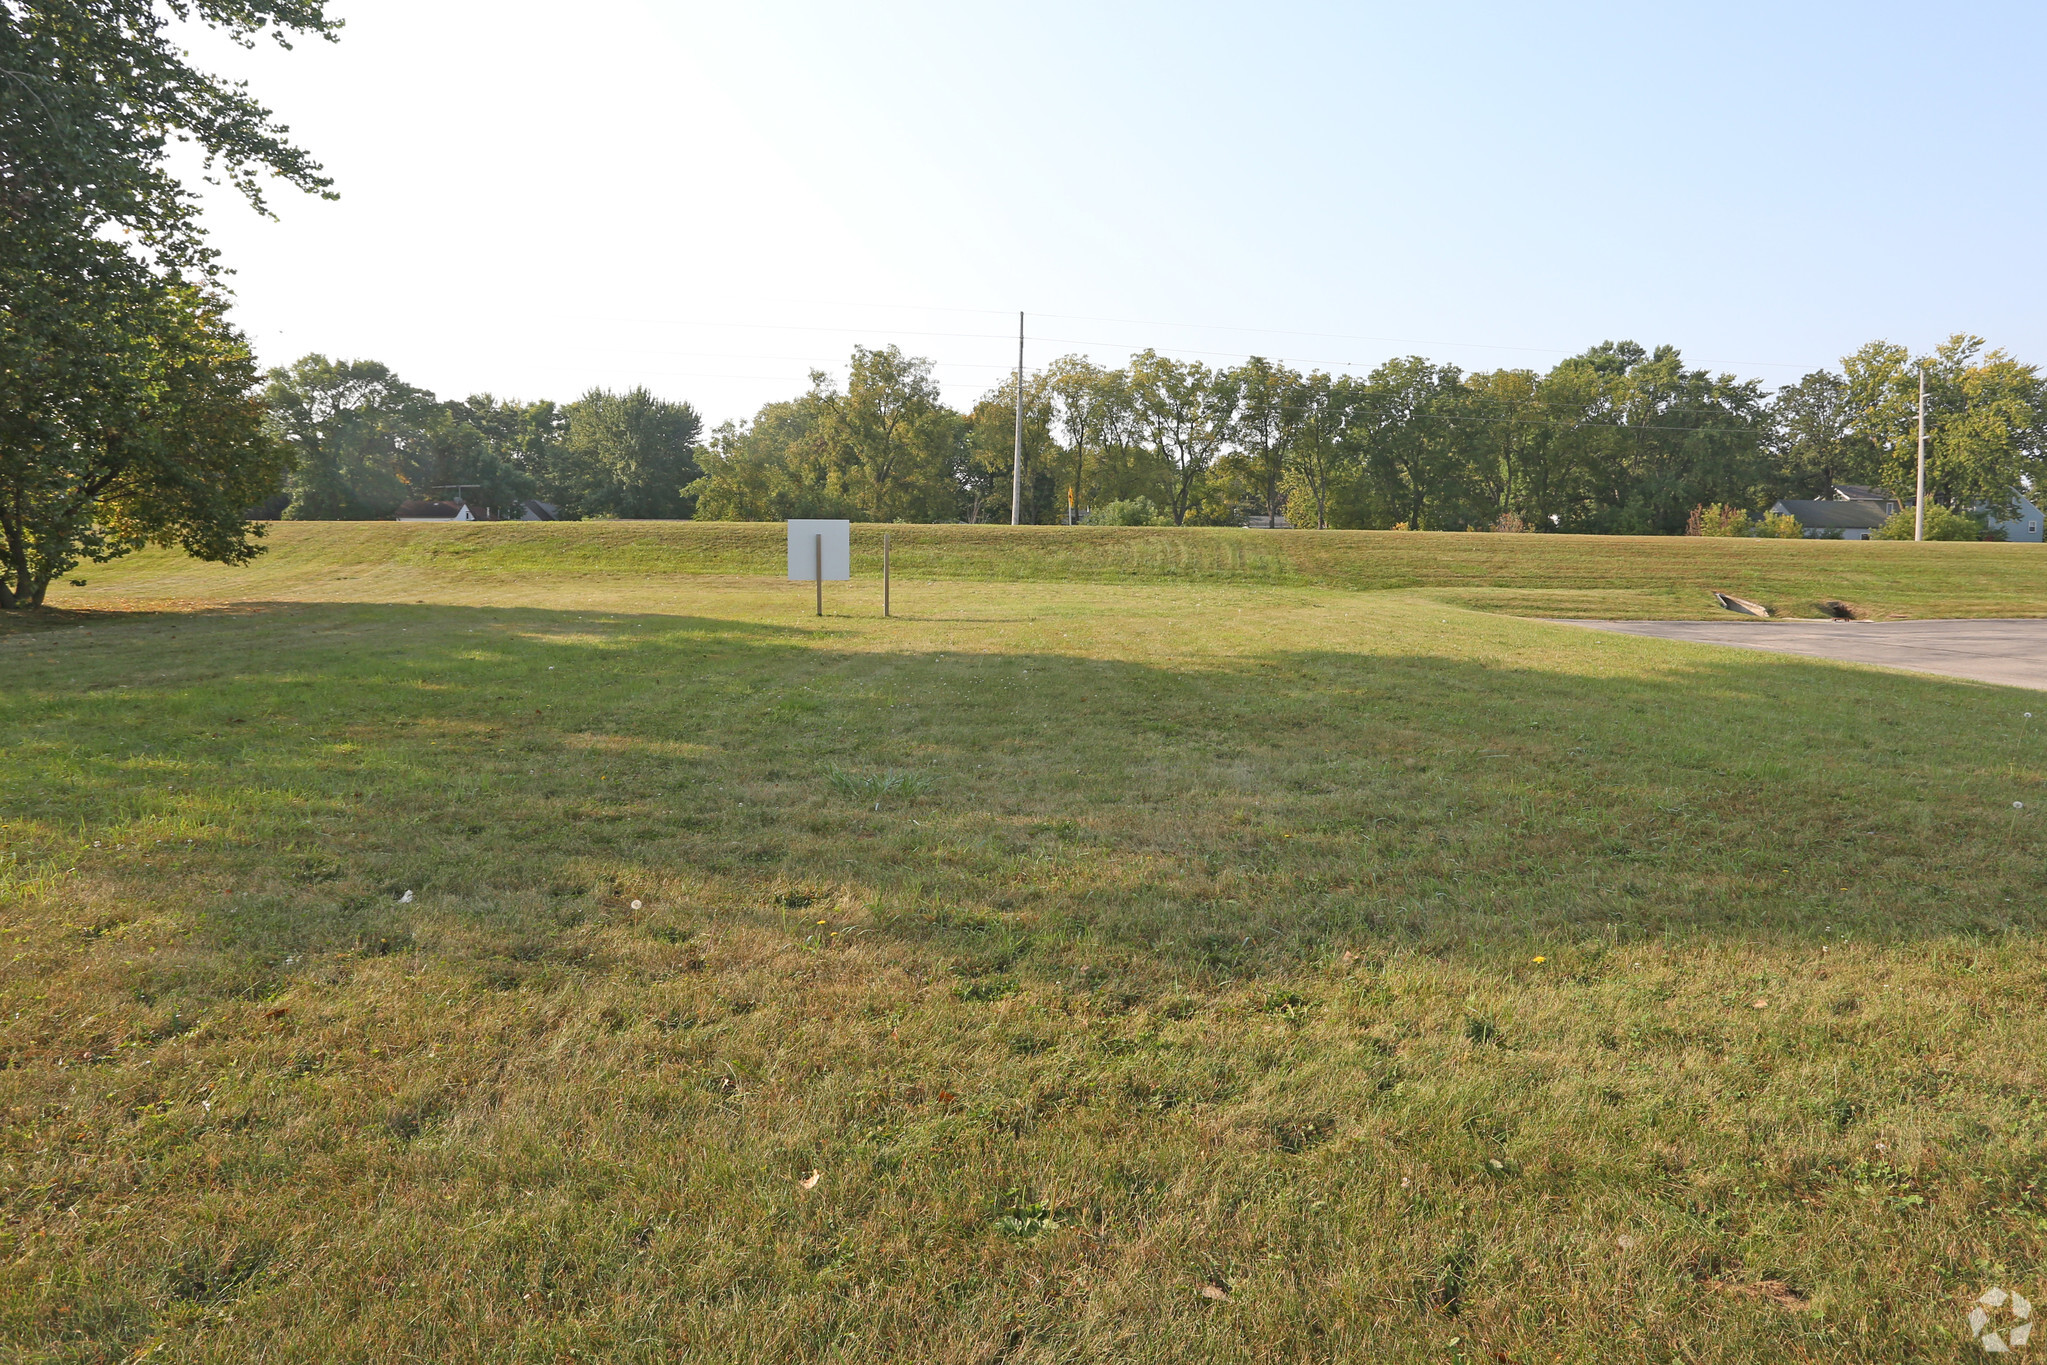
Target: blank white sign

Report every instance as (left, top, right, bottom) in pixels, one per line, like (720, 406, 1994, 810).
(787, 520, 851, 581)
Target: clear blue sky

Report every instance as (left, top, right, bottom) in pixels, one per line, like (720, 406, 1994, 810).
(188, 0, 2047, 424)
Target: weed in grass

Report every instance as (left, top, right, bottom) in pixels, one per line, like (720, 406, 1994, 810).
(825, 764, 930, 805)
(1464, 1015, 1501, 1047)
(995, 1191, 1062, 1239)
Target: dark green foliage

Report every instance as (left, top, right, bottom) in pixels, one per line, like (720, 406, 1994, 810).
(264, 358, 538, 520)
(692, 348, 962, 523)
(262, 365, 703, 522)
(0, 0, 335, 606)
(679, 335, 2046, 537)
(0, 250, 289, 605)
(556, 387, 703, 519)
(0, 0, 337, 276)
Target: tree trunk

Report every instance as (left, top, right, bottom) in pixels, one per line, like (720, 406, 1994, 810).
(1, 530, 26, 608)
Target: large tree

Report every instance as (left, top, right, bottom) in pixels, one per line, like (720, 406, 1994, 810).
(1281, 371, 1349, 530)
(559, 387, 704, 519)
(1044, 355, 1110, 523)
(1460, 367, 1560, 529)
(1768, 369, 1873, 499)
(1844, 335, 2045, 518)
(1347, 356, 1474, 529)
(689, 377, 857, 522)
(1547, 342, 1770, 534)
(0, 268, 288, 605)
(0, 0, 338, 605)
(1, 0, 337, 271)
(1225, 356, 1301, 525)
(829, 346, 957, 522)
(965, 369, 1053, 524)
(1126, 351, 1237, 526)
(266, 356, 434, 519)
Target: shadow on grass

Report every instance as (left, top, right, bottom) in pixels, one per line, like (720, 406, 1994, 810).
(3, 599, 2041, 1006)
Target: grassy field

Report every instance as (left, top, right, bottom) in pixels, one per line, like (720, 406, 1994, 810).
(5, 526, 2047, 1361)
(40, 517, 2047, 620)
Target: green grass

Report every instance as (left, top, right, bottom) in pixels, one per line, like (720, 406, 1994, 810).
(44, 517, 2047, 620)
(5, 530, 2047, 1360)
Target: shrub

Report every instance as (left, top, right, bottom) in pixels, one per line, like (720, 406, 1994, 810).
(1875, 504, 1987, 541)
(1687, 504, 1750, 537)
(1083, 497, 1168, 527)
(1755, 511, 1805, 539)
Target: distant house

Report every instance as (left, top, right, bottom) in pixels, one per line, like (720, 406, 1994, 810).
(1980, 490, 2045, 543)
(1774, 484, 2044, 542)
(1831, 484, 1900, 514)
(1770, 498, 1888, 540)
(394, 499, 468, 522)
(1242, 514, 1293, 530)
(519, 500, 561, 521)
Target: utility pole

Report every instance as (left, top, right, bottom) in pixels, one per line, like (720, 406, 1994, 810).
(1011, 311, 1024, 526)
(1915, 362, 1927, 542)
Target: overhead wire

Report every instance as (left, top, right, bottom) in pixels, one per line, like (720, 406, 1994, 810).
(579, 298, 1814, 371)
(559, 307, 1816, 375)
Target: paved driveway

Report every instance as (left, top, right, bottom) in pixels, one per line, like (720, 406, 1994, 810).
(1557, 618, 2047, 691)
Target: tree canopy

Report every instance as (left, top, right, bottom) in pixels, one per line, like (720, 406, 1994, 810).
(1, 0, 338, 606)
(255, 356, 701, 521)
(669, 334, 2047, 537)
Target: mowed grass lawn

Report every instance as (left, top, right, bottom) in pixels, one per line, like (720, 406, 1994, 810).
(5, 526, 2047, 1361)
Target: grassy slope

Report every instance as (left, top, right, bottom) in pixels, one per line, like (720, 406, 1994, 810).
(41, 518, 2047, 620)
(4, 544, 2046, 1360)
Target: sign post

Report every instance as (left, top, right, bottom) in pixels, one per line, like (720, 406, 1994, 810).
(787, 520, 851, 616)
(883, 533, 891, 617)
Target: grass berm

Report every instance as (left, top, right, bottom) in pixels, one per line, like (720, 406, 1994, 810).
(4, 523, 2046, 1361)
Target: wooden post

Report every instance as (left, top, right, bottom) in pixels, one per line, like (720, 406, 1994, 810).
(814, 532, 822, 617)
(883, 533, 891, 617)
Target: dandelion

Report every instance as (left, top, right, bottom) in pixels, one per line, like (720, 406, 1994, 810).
(1532, 956, 1546, 964)
(630, 899, 643, 911)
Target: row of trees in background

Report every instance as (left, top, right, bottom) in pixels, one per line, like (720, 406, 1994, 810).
(263, 357, 703, 521)
(691, 334, 2047, 533)
(256, 332, 2047, 536)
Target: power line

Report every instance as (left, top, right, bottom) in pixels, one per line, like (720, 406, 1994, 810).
(589, 297, 1816, 372)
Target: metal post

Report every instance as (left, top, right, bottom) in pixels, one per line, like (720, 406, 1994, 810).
(815, 532, 822, 616)
(1915, 364, 1927, 542)
(883, 533, 891, 617)
(1011, 311, 1024, 526)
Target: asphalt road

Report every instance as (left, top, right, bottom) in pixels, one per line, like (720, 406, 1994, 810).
(1557, 618, 2047, 691)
